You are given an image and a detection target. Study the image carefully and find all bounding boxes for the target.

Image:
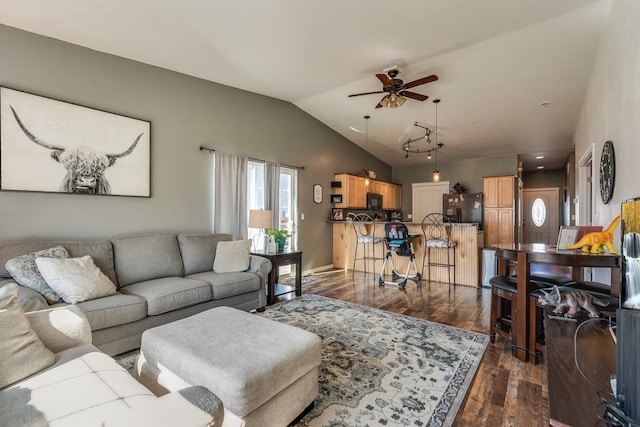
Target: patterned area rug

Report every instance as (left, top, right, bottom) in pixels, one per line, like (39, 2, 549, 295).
(259, 294, 489, 427)
(115, 294, 488, 426)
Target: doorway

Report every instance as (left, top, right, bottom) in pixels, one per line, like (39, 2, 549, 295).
(522, 188, 559, 244)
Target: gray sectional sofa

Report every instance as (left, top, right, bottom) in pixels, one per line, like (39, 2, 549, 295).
(0, 291, 225, 426)
(0, 233, 272, 356)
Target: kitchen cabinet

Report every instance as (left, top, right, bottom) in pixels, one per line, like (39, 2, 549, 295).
(332, 173, 402, 210)
(483, 175, 519, 246)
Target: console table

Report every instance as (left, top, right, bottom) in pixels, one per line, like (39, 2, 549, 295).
(493, 243, 620, 362)
(251, 249, 302, 305)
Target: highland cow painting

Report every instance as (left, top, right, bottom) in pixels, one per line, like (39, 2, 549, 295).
(1, 87, 150, 197)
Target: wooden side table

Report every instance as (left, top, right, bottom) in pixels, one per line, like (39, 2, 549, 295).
(251, 249, 302, 305)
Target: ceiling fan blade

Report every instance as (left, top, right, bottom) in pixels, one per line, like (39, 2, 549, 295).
(376, 73, 392, 86)
(403, 74, 438, 89)
(401, 91, 428, 101)
(348, 90, 386, 98)
(375, 95, 388, 108)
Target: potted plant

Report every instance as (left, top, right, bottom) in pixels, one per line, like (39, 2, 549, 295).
(267, 228, 292, 252)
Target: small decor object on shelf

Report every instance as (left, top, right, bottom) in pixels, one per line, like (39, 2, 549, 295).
(267, 228, 292, 252)
(451, 182, 466, 194)
(599, 140, 615, 204)
(564, 215, 620, 254)
(331, 208, 344, 221)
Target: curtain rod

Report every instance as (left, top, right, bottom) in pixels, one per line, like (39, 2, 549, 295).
(199, 145, 304, 170)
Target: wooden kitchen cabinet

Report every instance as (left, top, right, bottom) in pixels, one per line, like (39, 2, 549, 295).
(483, 176, 518, 246)
(333, 173, 401, 210)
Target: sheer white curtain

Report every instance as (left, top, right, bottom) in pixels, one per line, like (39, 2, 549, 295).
(213, 151, 248, 240)
(265, 161, 280, 228)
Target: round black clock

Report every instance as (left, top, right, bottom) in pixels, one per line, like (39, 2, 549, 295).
(599, 140, 615, 204)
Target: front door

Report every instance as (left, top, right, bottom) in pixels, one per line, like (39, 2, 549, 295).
(523, 188, 559, 244)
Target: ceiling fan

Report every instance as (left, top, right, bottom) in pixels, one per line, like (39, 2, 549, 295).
(348, 69, 438, 109)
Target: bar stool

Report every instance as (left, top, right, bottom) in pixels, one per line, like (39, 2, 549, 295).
(527, 285, 571, 364)
(490, 276, 552, 361)
(348, 213, 383, 276)
(489, 276, 519, 355)
(421, 213, 456, 288)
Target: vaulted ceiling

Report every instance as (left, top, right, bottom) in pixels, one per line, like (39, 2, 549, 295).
(0, 0, 610, 170)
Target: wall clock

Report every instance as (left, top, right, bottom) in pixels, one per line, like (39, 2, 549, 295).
(599, 140, 615, 204)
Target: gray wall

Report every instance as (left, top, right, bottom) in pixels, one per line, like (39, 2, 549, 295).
(0, 24, 390, 271)
(392, 154, 518, 217)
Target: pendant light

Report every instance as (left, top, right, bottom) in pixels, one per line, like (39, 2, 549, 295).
(432, 99, 441, 182)
(364, 115, 370, 186)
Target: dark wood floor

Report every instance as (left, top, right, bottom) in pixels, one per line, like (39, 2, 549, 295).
(274, 270, 548, 427)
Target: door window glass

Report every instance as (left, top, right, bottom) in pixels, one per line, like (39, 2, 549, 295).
(531, 198, 546, 227)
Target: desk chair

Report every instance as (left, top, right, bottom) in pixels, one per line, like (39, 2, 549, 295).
(421, 213, 456, 288)
(348, 213, 383, 276)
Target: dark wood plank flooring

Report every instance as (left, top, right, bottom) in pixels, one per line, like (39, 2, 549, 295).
(274, 270, 549, 427)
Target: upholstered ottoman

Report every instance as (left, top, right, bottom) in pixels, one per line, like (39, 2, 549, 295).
(135, 306, 321, 427)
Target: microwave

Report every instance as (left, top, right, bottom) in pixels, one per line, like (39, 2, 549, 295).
(367, 192, 383, 210)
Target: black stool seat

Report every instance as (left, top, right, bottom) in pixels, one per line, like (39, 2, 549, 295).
(565, 281, 612, 295)
(490, 276, 551, 293)
(489, 276, 518, 292)
(529, 274, 573, 287)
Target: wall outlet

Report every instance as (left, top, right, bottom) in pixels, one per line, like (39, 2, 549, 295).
(407, 213, 412, 220)
(301, 213, 305, 220)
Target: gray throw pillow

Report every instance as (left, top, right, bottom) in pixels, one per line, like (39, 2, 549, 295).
(213, 240, 252, 273)
(0, 283, 55, 389)
(35, 256, 117, 304)
(5, 246, 69, 303)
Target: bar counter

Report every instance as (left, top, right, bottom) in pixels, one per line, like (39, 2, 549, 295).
(332, 221, 483, 287)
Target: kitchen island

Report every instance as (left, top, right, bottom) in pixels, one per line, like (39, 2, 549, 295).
(332, 221, 483, 287)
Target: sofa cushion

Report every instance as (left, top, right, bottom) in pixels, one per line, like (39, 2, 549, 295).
(77, 292, 147, 331)
(188, 271, 261, 300)
(121, 277, 213, 316)
(0, 283, 55, 389)
(5, 245, 69, 303)
(26, 306, 93, 353)
(213, 240, 252, 273)
(35, 256, 117, 304)
(0, 280, 49, 312)
(0, 240, 117, 287)
(178, 233, 232, 275)
(112, 234, 184, 287)
(0, 344, 156, 426)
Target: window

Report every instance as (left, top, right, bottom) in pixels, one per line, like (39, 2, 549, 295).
(279, 167, 298, 249)
(531, 197, 546, 227)
(246, 161, 298, 249)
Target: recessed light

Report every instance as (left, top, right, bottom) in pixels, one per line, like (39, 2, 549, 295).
(537, 166, 545, 170)
(536, 155, 544, 160)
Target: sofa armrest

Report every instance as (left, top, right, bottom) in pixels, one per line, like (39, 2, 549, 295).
(102, 386, 224, 427)
(249, 255, 272, 283)
(25, 305, 92, 353)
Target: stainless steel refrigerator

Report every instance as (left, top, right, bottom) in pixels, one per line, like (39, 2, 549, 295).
(443, 192, 484, 230)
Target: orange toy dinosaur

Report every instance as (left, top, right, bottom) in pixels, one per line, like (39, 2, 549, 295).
(565, 216, 620, 254)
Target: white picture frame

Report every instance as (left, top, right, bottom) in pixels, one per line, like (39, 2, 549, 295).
(557, 226, 579, 250)
(1, 87, 151, 197)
